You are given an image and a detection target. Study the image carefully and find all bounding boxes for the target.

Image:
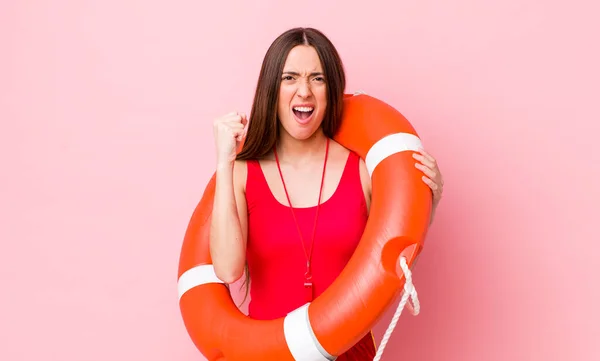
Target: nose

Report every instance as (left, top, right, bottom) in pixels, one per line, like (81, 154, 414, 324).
(296, 78, 312, 98)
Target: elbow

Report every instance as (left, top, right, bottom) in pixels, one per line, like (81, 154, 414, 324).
(214, 265, 244, 284)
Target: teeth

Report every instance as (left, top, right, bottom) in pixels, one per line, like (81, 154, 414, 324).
(293, 106, 313, 112)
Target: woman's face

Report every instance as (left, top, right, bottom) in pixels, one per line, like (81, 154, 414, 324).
(277, 45, 327, 140)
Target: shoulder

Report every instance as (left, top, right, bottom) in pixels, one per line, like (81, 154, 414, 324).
(329, 138, 372, 203)
(327, 139, 352, 165)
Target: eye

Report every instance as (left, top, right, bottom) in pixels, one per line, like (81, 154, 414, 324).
(313, 76, 325, 82)
(282, 75, 294, 81)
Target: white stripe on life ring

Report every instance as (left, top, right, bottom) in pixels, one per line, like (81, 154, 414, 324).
(284, 303, 336, 361)
(178, 264, 224, 301)
(365, 132, 423, 176)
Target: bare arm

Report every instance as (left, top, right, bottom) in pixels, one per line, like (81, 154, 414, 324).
(209, 160, 248, 284)
(358, 158, 372, 214)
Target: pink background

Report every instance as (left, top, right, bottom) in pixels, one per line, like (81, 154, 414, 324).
(2, 1, 598, 360)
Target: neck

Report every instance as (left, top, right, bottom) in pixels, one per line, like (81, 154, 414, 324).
(275, 127, 328, 165)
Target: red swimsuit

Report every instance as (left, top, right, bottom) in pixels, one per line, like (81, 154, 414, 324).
(245, 151, 377, 360)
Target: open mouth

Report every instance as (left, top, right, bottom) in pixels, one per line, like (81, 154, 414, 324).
(292, 106, 314, 122)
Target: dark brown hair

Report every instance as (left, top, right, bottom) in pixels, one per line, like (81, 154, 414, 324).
(236, 27, 346, 161)
(234, 27, 346, 305)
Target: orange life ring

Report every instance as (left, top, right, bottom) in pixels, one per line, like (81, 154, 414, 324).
(177, 93, 432, 361)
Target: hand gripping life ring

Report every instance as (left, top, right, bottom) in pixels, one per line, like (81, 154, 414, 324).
(177, 93, 432, 361)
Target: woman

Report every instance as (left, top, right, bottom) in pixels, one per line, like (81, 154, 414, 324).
(209, 27, 443, 360)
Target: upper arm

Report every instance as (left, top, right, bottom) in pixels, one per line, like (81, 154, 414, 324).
(358, 157, 372, 214)
(233, 160, 249, 244)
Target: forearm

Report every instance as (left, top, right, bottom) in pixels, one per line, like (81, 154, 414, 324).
(429, 202, 438, 225)
(209, 162, 246, 283)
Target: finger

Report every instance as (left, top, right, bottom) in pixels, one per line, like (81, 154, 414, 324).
(225, 112, 246, 123)
(230, 126, 245, 138)
(231, 114, 249, 128)
(414, 162, 437, 180)
(417, 147, 436, 161)
(415, 152, 436, 168)
(223, 114, 245, 123)
(235, 127, 247, 142)
(413, 153, 437, 170)
(423, 177, 444, 202)
(421, 176, 442, 197)
(225, 121, 245, 128)
(240, 113, 248, 127)
(421, 175, 439, 192)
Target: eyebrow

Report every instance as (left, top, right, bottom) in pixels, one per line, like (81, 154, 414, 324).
(282, 71, 324, 76)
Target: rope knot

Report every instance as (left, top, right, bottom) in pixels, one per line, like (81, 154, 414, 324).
(372, 256, 420, 361)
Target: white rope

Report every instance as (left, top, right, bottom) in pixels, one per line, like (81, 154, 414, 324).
(372, 256, 420, 361)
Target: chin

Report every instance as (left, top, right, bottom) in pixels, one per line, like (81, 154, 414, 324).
(281, 118, 324, 140)
(291, 128, 319, 140)
(280, 123, 315, 140)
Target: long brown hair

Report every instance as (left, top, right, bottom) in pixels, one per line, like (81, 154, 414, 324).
(235, 27, 346, 305)
(236, 27, 346, 161)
